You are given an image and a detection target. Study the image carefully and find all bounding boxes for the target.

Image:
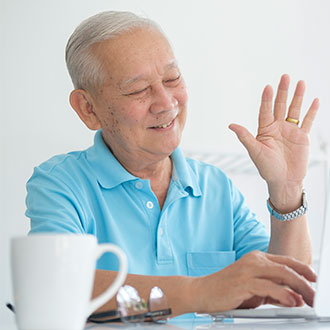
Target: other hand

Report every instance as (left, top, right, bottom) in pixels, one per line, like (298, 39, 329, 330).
(193, 250, 316, 313)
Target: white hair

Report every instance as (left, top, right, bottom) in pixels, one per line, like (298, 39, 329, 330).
(65, 11, 162, 93)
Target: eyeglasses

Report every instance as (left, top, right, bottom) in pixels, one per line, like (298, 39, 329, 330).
(87, 285, 172, 324)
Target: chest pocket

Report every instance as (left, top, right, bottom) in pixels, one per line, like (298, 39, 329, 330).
(187, 251, 236, 276)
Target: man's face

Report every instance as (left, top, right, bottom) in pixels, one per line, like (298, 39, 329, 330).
(91, 27, 188, 161)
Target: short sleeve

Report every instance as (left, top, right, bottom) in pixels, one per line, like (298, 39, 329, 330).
(230, 180, 269, 259)
(26, 166, 88, 234)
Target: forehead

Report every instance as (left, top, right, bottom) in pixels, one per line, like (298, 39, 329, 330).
(94, 27, 177, 83)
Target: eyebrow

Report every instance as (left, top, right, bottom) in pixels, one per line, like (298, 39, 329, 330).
(119, 60, 179, 89)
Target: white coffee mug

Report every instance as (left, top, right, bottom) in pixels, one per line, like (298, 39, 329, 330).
(11, 234, 128, 330)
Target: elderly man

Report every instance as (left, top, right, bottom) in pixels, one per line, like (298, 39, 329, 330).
(26, 11, 318, 317)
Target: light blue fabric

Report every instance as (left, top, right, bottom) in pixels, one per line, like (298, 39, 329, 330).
(26, 130, 269, 276)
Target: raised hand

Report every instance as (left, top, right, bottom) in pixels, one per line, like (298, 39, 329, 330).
(229, 74, 319, 210)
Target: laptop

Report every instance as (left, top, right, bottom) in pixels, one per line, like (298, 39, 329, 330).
(197, 185, 330, 321)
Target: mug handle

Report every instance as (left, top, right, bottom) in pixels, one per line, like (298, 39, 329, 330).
(87, 244, 128, 316)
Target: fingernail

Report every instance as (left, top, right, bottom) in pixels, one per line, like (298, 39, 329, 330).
(310, 266, 317, 276)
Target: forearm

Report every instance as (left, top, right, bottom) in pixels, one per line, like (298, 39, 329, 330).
(92, 269, 196, 317)
(267, 185, 312, 264)
(268, 215, 312, 264)
(93, 251, 316, 316)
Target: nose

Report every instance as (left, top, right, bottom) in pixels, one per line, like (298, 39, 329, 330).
(149, 84, 178, 114)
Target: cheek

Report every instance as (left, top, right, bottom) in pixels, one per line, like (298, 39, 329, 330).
(176, 85, 188, 127)
(124, 100, 151, 124)
(176, 84, 188, 106)
(102, 109, 119, 135)
(104, 104, 142, 132)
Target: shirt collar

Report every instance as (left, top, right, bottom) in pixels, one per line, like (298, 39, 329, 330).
(86, 130, 136, 189)
(86, 130, 202, 196)
(171, 148, 202, 197)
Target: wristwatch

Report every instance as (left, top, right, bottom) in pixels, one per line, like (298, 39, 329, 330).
(266, 190, 308, 221)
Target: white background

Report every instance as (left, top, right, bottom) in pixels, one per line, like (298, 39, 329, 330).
(1, 0, 330, 325)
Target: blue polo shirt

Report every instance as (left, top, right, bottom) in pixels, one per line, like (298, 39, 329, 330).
(26, 130, 269, 276)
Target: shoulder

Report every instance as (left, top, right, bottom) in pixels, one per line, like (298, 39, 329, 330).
(28, 149, 91, 188)
(186, 156, 232, 185)
(36, 151, 86, 173)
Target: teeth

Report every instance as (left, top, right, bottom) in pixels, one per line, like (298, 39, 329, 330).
(155, 121, 172, 128)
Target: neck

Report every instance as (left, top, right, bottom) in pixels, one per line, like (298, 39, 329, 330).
(123, 154, 172, 183)
(104, 139, 173, 209)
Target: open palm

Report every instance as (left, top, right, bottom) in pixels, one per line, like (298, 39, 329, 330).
(230, 74, 319, 203)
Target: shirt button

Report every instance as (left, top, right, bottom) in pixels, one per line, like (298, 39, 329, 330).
(158, 228, 163, 236)
(135, 181, 143, 189)
(146, 201, 154, 209)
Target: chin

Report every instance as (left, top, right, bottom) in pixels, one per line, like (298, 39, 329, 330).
(144, 133, 182, 157)
(158, 140, 181, 156)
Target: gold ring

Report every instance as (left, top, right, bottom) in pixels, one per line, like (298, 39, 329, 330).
(285, 117, 299, 125)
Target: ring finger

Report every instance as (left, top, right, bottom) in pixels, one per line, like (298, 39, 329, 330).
(286, 80, 306, 122)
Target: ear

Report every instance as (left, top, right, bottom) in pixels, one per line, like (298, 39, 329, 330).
(69, 89, 102, 130)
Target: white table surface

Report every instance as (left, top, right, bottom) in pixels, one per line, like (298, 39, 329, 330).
(3, 318, 330, 330)
(85, 319, 330, 330)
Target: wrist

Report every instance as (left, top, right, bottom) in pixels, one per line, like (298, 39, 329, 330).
(173, 276, 199, 315)
(268, 184, 304, 213)
(267, 189, 307, 221)
(184, 275, 207, 313)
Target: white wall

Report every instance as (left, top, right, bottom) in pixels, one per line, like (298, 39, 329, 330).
(1, 0, 330, 324)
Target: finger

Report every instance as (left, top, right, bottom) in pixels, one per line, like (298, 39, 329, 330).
(238, 296, 266, 309)
(258, 85, 274, 128)
(228, 124, 260, 160)
(287, 80, 306, 121)
(259, 262, 315, 307)
(266, 253, 317, 282)
(274, 74, 290, 121)
(246, 279, 304, 307)
(264, 294, 304, 307)
(301, 98, 320, 133)
(244, 252, 316, 306)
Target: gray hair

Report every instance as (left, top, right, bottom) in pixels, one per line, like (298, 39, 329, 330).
(65, 11, 162, 93)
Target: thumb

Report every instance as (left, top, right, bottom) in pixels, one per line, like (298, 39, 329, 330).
(228, 123, 260, 160)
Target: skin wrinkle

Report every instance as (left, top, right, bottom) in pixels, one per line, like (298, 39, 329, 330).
(91, 32, 187, 162)
(120, 60, 179, 92)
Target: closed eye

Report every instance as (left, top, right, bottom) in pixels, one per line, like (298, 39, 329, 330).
(165, 75, 181, 83)
(125, 87, 149, 96)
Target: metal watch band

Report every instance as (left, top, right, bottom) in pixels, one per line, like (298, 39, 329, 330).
(266, 190, 308, 221)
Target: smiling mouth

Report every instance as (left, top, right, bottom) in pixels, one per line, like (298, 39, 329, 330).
(153, 120, 173, 129)
(150, 117, 176, 129)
